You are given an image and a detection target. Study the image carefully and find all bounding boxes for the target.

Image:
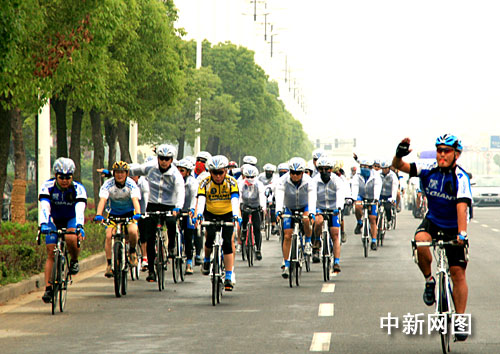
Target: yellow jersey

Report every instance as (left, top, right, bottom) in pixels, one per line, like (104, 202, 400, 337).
(198, 175, 239, 215)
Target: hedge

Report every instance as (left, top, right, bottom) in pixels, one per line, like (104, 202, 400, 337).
(0, 220, 105, 286)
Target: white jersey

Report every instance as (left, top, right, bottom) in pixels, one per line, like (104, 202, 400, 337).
(351, 170, 382, 200)
(99, 177, 140, 215)
(275, 172, 316, 212)
(380, 170, 399, 200)
(313, 173, 343, 210)
(238, 178, 266, 210)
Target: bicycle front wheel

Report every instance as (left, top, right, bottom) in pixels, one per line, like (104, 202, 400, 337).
(113, 242, 123, 298)
(156, 234, 165, 291)
(439, 274, 452, 353)
(59, 254, 69, 312)
(322, 232, 330, 282)
(51, 252, 60, 315)
(212, 246, 219, 306)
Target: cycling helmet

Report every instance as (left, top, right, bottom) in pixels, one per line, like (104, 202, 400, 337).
(196, 151, 212, 161)
(207, 155, 229, 170)
(242, 155, 258, 165)
(177, 158, 194, 170)
(112, 161, 129, 172)
(288, 157, 306, 172)
(144, 155, 156, 163)
(156, 144, 176, 158)
(228, 160, 238, 168)
(316, 156, 333, 168)
(277, 162, 289, 172)
(263, 163, 276, 172)
(373, 159, 381, 166)
(306, 159, 315, 172)
(380, 161, 391, 169)
(312, 148, 324, 160)
(435, 134, 463, 152)
(359, 159, 373, 167)
(185, 156, 196, 165)
(53, 157, 75, 175)
(243, 165, 259, 178)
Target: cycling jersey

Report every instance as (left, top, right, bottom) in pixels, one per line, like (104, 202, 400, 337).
(313, 173, 343, 210)
(258, 172, 275, 187)
(183, 175, 198, 211)
(380, 170, 399, 200)
(238, 178, 266, 209)
(39, 179, 87, 225)
(197, 175, 239, 215)
(410, 161, 472, 228)
(137, 176, 150, 214)
(351, 170, 382, 201)
(99, 177, 140, 215)
(275, 172, 316, 213)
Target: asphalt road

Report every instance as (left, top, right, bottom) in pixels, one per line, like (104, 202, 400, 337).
(1, 208, 500, 353)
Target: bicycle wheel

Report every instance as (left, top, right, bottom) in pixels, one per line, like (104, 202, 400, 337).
(131, 245, 141, 281)
(59, 254, 69, 312)
(439, 274, 452, 353)
(265, 213, 271, 241)
(322, 232, 329, 282)
(363, 222, 369, 258)
(178, 258, 185, 282)
(156, 233, 165, 291)
(289, 237, 296, 288)
(212, 245, 219, 306)
(121, 268, 128, 296)
(113, 242, 123, 298)
(241, 234, 246, 261)
(172, 251, 178, 284)
(297, 246, 303, 287)
(376, 212, 383, 247)
(289, 262, 295, 288)
(51, 252, 60, 315)
(247, 226, 254, 267)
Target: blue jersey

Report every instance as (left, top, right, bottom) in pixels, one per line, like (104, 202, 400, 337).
(39, 179, 87, 223)
(410, 161, 472, 228)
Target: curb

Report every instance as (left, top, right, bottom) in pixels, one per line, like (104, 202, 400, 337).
(0, 252, 106, 305)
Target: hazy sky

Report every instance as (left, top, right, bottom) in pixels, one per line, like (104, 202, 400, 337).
(175, 0, 500, 158)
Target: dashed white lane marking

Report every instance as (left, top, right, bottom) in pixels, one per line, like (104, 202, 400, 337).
(310, 332, 332, 352)
(472, 220, 478, 224)
(491, 228, 499, 232)
(481, 224, 489, 228)
(321, 283, 335, 293)
(318, 303, 334, 317)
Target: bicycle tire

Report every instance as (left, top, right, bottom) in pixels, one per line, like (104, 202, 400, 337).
(59, 254, 69, 312)
(296, 260, 301, 287)
(156, 232, 165, 291)
(248, 225, 254, 267)
(289, 236, 296, 288)
(322, 232, 329, 282)
(289, 262, 294, 288)
(172, 252, 178, 284)
(113, 242, 123, 298)
(241, 234, 246, 261)
(377, 211, 383, 247)
(179, 258, 185, 282)
(439, 274, 451, 353)
(297, 243, 303, 286)
(217, 275, 222, 304)
(121, 268, 128, 296)
(363, 221, 369, 258)
(51, 251, 60, 315)
(212, 245, 219, 306)
(265, 212, 271, 241)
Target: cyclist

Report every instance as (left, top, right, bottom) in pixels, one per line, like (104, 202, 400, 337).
(128, 163, 150, 271)
(175, 158, 198, 275)
(39, 157, 87, 303)
(351, 159, 382, 251)
(312, 148, 325, 177)
(275, 157, 316, 278)
(94, 161, 142, 277)
(305, 160, 315, 177)
(196, 155, 240, 291)
(373, 159, 381, 173)
(239, 165, 266, 260)
(259, 163, 278, 235)
(129, 144, 185, 282)
(242, 155, 258, 167)
(392, 135, 471, 341)
(379, 160, 399, 224)
(333, 160, 351, 244)
(193, 151, 212, 179)
(277, 162, 289, 177)
(313, 157, 343, 272)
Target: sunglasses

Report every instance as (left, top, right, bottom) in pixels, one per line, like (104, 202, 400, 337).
(211, 170, 225, 176)
(318, 168, 330, 172)
(246, 176, 255, 179)
(196, 158, 207, 163)
(178, 168, 187, 173)
(290, 171, 303, 176)
(57, 174, 72, 180)
(158, 156, 172, 161)
(437, 147, 454, 154)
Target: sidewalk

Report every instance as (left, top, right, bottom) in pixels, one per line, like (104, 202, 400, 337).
(0, 252, 105, 305)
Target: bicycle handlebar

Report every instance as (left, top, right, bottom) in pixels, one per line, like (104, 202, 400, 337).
(37, 227, 81, 247)
(412, 239, 468, 248)
(201, 220, 235, 227)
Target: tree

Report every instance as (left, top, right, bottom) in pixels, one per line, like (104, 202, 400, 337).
(10, 109, 27, 223)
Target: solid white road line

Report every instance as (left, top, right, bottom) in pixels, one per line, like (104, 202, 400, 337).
(321, 283, 335, 293)
(310, 332, 332, 352)
(318, 303, 334, 317)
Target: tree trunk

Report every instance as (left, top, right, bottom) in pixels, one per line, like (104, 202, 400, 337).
(117, 120, 131, 162)
(0, 99, 12, 223)
(104, 117, 117, 169)
(10, 108, 27, 223)
(177, 133, 185, 159)
(69, 107, 84, 181)
(52, 97, 68, 158)
(90, 109, 105, 210)
(206, 136, 220, 155)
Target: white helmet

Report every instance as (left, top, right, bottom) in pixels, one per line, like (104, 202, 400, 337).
(316, 156, 333, 168)
(177, 158, 194, 170)
(207, 155, 229, 170)
(359, 159, 373, 167)
(196, 151, 212, 161)
(277, 162, 289, 171)
(373, 159, 381, 166)
(312, 149, 324, 160)
(288, 157, 306, 172)
(156, 144, 176, 158)
(242, 155, 258, 165)
(144, 155, 156, 163)
(53, 157, 76, 175)
(185, 156, 196, 165)
(306, 159, 315, 172)
(380, 161, 391, 169)
(243, 165, 259, 178)
(263, 163, 276, 172)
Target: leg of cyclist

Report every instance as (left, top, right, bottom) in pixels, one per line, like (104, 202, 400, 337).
(201, 224, 215, 276)
(331, 214, 341, 272)
(183, 217, 195, 274)
(42, 223, 58, 303)
(241, 209, 250, 247)
(127, 223, 139, 267)
(165, 211, 176, 258)
(222, 221, 235, 290)
(138, 218, 148, 271)
(369, 212, 378, 250)
(354, 202, 363, 234)
(414, 229, 435, 306)
(64, 227, 80, 275)
(302, 211, 312, 255)
(281, 209, 293, 278)
(253, 209, 263, 260)
(450, 266, 468, 313)
(104, 225, 115, 278)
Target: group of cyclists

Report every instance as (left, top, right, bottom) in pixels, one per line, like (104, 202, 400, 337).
(38, 134, 471, 341)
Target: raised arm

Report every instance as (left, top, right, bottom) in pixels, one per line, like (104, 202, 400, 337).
(392, 137, 413, 174)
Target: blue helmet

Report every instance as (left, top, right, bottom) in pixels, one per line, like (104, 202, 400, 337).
(435, 134, 463, 152)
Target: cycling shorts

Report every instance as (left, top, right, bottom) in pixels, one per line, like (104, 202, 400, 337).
(316, 209, 340, 228)
(46, 217, 77, 244)
(283, 207, 307, 230)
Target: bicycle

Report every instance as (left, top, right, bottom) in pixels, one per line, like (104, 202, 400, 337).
(412, 236, 469, 353)
(264, 206, 272, 241)
(144, 211, 174, 291)
(171, 213, 186, 283)
(130, 239, 142, 281)
(360, 200, 378, 258)
(37, 228, 80, 314)
(318, 210, 337, 282)
(201, 220, 235, 306)
(376, 201, 390, 247)
(282, 212, 308, 287)
(100, 216, 134, 298)
(241, 206, 258, 267)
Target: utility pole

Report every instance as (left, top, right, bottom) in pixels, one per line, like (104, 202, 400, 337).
(37, 100, 51, 224)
